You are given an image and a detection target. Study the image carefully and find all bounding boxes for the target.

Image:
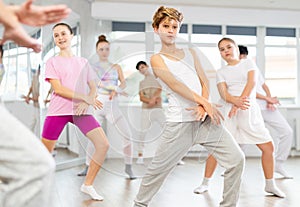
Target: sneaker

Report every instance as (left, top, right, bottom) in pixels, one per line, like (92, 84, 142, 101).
(77, 166, 89, 176)
(193, 185, 208, 194)
(125, 164, 137, 180)
(80, 184, 104, 201)
(136, 157, 144, 165)
(275, 165, 293, 179)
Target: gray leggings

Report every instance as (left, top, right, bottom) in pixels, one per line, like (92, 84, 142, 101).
(134, 118, 245, 207)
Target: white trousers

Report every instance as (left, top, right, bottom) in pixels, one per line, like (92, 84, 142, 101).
(261, 109, 293, 161)
(137, 108, 165, 155)
(0, 105, 55, 207)
(85, 95, 133, 165)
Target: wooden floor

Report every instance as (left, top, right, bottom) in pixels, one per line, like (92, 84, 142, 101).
(51, 157, 300, 207)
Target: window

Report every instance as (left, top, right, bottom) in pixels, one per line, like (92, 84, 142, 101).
(264, 27, 297, 104)
(0, 43, 33, 99)
(264, 47, 297, 103)
(191, 25, 223, 70)
(112, 21, 145, 32)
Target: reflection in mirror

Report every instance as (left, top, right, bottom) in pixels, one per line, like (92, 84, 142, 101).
(1, 29, 42, 139)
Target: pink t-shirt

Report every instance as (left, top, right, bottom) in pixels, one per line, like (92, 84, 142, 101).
(45, 56, 96, 116)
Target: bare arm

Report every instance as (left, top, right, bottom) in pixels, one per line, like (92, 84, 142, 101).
(116, 64, 126, 89)
(139, 88, 162, 104)
(257, 82, 280, 106)
(0, 1, 38, 51)
(0, 0, 70, 52)
(217, 82, 237, 104)
(189, 48, 210, 99)
(74, 79, 102, 115)
(87, 79, 98, 98)
(151, 54, 207, 106)
(151, 54, 223, 124)
(24, 85, 33, 104)
(217, 70, 254, 117)
(9, 0, 71, 27)
(49, 79, 94, 105)
(217, 71, 253, 110)
(44, 88, 53, 105)
(257, 83, 277, 101)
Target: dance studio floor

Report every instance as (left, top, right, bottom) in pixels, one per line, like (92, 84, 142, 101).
(51, 157, 299, 207)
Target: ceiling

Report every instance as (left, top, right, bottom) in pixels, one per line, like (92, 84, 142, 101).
(4, 0, 300, 11)
(1, 0, 300, 40)
(94, 0, 300, 11)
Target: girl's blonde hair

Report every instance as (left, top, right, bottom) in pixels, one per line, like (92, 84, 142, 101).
(152, 6, 183, 29)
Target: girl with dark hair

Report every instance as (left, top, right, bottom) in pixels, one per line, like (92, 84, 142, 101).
(41, 23, 109, 200)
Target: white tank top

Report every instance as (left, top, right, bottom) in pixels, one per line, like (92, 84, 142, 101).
(158, 48, 202, 122)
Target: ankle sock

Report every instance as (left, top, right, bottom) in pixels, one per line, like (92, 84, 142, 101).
(202, 177, 210, 186)
(193, 177, 210, 194)
(80, 184, 103, 200)
(265, 179, 286, 198)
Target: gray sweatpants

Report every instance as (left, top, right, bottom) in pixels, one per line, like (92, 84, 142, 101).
(134, 118, 245, 207)
(0, 105, 55, 207)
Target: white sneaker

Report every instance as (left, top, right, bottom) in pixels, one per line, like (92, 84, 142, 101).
(136, 157, 144, 165)
(275, 165, 293, 179)
(193, 185, 208, 194)
(80, 184, 104, 201)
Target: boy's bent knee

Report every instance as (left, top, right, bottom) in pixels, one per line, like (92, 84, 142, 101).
(230, 149, 245, 169)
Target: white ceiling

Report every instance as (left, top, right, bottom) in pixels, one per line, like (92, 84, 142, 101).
(94, 0, 300, 11)
(4, 0, 300, 11)
(1, 0, 300, 40)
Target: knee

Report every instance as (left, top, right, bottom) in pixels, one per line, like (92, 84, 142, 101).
(104, 140, 110, 152)
(261, 142, 274, 155)
(236, 151, 245, 168)
(228, 149, 245, 170)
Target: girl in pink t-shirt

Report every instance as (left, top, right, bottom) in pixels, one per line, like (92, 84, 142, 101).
(41, 23, 109, 201)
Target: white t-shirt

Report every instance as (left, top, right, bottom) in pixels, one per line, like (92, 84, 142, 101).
(45, 56, 95, 116)
(157, 48, 202, 122)
(216, 59, 258, 100)
(256, 71, 268, 110)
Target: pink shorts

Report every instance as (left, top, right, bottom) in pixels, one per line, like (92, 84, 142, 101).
(42, 115, 100, 141)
